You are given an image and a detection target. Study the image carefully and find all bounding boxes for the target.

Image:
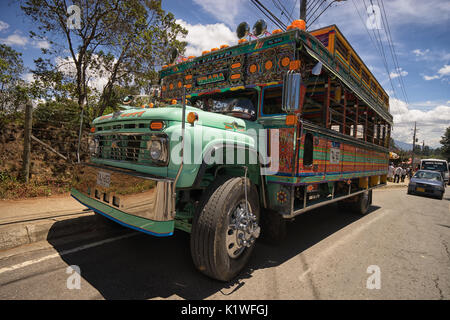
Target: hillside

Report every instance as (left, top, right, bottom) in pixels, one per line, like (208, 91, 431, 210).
(0, 122, 89, 199)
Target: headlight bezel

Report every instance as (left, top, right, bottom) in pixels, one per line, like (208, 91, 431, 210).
(147, 135, 169, 166)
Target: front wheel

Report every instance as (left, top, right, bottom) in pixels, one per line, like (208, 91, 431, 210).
(190, 176, 260, 281)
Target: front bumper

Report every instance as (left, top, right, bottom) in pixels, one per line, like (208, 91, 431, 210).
(408, 184, 443, 197)
(71, 163, 175, 236)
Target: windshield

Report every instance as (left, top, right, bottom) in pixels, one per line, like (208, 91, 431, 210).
(191, 89, 257, 120)
(421, 161, 448, 172)
(413, 171, 442, 181)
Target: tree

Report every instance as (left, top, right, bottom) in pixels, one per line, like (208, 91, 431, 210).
(0, 44, 25, 112)
(440, 126, 450, 161)
(21, 0, 187, 116)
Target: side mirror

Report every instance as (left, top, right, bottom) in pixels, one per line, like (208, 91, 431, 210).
(282, 71, 301, 111)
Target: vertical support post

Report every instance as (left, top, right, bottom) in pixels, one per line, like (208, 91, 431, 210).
(354, 97, 358, 138)
(326, 77, 330, 128)
(300, 0, 307, 20)
(77, 108, 84, 163)
(342, 89, 346, 134)
(21, 102, 32, 182)
(376, 118, 381, 145)
(365, 108, 369, 142)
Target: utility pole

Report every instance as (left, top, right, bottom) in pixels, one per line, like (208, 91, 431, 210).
(21, 102, 32, 182)
(300, 0, 307, 20)
(411, 121, 417, 169)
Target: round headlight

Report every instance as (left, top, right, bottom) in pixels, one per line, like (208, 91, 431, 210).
(150, 140, 162, 160)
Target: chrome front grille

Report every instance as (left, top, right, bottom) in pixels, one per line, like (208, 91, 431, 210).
(92, 133, 168, 166)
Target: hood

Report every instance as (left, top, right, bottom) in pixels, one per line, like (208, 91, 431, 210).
(93, 104, 258, 132)
(410, 178, 443, 186)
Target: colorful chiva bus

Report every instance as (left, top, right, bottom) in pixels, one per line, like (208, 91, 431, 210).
(160, 23, 392, 218)
(72, 20, 393, 281)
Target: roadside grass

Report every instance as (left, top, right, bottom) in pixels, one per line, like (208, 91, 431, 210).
(0, 172, 71, 199)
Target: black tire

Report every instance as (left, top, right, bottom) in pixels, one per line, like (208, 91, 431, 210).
(350, 190, 372, 215)
(260, 208, 287, 244)
(338, 190, 372, 215)
(190, 176, 260, 281)
(438, 192, 444, 200)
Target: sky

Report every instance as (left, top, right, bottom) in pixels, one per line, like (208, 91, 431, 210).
(1, 0, 449, 147)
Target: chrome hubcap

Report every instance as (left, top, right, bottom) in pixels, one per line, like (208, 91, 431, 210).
(226, 200, 260, 258)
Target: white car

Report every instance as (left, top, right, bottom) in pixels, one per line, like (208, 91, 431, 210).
(420, 159, 449, 186)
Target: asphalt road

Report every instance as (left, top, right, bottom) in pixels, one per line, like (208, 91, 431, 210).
(0, 188, 449, 300)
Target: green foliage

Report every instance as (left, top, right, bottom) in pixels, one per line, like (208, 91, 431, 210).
(21, 0, 188, 117)
(0, 44, 31, 113)
(440, 126, 450, 161)
(33, 99, 82, 128)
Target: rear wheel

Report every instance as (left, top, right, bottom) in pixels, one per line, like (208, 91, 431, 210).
(338, 190, 372, 215)
(351, 190, 372, 215)
(190, 176, 260, 281)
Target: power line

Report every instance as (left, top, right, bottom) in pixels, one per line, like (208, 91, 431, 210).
(361, 0, 398, 100)
(251, 0, 287, 30)
(308, 1, 342, 28)
(377, 0, 409, 104)
(306, 0, 327, 24)
(272, 0, 294, 24)
(290, 0, 300, 20)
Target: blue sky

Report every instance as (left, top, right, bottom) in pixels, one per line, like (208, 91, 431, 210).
(1, 0, 449, 147)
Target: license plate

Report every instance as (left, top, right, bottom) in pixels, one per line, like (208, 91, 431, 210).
(416, 187, 425, 193)
(97, 171, 111, 188)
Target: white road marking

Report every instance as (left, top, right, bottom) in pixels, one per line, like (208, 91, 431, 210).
(0, 233, 137, 275)
(297, 209, 389, 282)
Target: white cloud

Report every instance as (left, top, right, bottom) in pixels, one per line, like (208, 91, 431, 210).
(423, 75, 439, 81)
(193, 0, 241, 26)
(412, 49, 430, 56)
(389, 68, 408, 79)
(423, 64, 450, 81)
(0, 20, 9, 32)
(413, 48, 450, 62)
(22, 73, 35, 83)
(33, 40, 50, 50)
(0, 31, 50, 50)
(176, 19, 238, 57)
(0, 33, 28, 46)
(390, 98, 450, 147)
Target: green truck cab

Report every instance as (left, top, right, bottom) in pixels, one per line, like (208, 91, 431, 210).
(71, 22, 392, 281)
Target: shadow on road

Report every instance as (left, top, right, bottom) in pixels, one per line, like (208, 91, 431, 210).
(47, 203, 380, 300)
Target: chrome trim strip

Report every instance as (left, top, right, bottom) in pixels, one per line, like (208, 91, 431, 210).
(282, 183, 385, 218)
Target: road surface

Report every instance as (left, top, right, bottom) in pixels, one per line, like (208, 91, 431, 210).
(0, 188, 449, 299)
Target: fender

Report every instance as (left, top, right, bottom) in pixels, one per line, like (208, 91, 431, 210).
(188, 142, 268, 208)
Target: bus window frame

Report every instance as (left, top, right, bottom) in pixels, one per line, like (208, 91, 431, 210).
(260, 84, 287, 117)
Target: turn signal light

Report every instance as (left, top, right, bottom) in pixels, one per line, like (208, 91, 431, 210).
(285, 114, 297, 126)
(90, 127, 96, 133)
(150, 121, 164, 130)
(187, 112, 198, 125)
